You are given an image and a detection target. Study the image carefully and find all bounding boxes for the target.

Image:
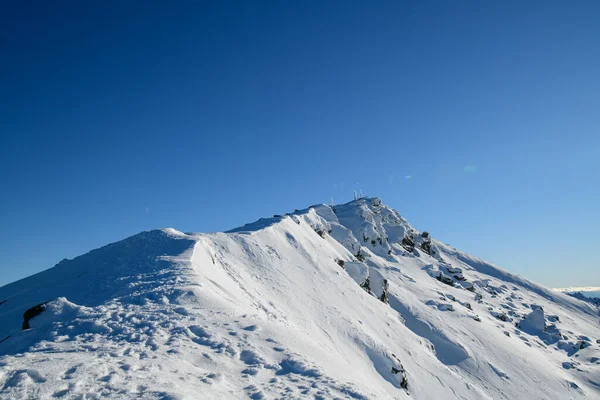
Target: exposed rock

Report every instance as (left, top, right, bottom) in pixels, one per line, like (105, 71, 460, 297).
(22, 301, 51, 330)
(453, 273, 466, 281)
(568, 381, 580, 390)
(336, 259, 345, 268)
(421, 231, 429, 238)
(379, 279, 389, 304)
(437, 303, 454, 312)
(391, 354, 409, 392)
(494, 313, 508, 322)
(576, 340, 591, 350)
(420, 240, 432, 255)
(446, 266, 462, 274)
(562, 361, 574, 369)
(547, 315, 560, 323)
(391, 366, 409, 391)
(355, 250, 365, 262)
(436, 273, 454, 287)
(401, 234, 415, 252)
(360, 277, 371, 293)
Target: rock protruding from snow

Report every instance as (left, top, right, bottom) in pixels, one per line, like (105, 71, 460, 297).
(415, 233, 432, 255)
(401, 233, 415, 253)
(21, 302, 50, 330)
(391, 354, 409, 392)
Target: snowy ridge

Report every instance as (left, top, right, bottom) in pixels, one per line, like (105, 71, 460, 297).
(0, 198, 599, 399)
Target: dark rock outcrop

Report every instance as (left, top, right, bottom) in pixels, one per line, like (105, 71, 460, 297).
(420, 239, 432, 255)
(401, 234, 415, 252)
(379, 279, 389, 304)
(495, 313, 508, 322)
(577, 340, 591, 349)
(453, 273, 466, 281)
(391, 354, 409, 392)
(435, 273, 454, 287)
(22, 301, 51, 330)
(355, 250, 365, 262)
(360, 277, 371, 293)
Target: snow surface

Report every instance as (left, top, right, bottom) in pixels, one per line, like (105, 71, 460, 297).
(1, 197, 599, 399)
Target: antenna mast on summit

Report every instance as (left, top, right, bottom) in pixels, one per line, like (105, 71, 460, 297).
(353, 191, 357, 200)
(359, 190, 363, 198)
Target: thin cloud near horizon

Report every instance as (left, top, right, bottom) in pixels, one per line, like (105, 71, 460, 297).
(553, 286, 600, 292)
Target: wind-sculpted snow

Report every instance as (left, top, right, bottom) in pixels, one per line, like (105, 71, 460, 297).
(387, 294, 470, 366)
(0, 198, 598, 399)
(0, 229, 197, 340)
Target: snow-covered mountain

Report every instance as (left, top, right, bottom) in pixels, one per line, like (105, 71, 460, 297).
(565, 292, 600, 308)
(1, 197, 598, 399)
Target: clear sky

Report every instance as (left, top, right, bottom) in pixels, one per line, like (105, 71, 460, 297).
(1, 1, 599, 288)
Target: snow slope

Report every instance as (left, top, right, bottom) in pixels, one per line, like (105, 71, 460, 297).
(1, 198, 598, 399)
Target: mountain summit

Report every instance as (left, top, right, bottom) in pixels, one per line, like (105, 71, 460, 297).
(1, 198, 598, 399)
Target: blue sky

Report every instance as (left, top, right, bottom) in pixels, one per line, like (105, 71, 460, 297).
(1, 1, 598, 288)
